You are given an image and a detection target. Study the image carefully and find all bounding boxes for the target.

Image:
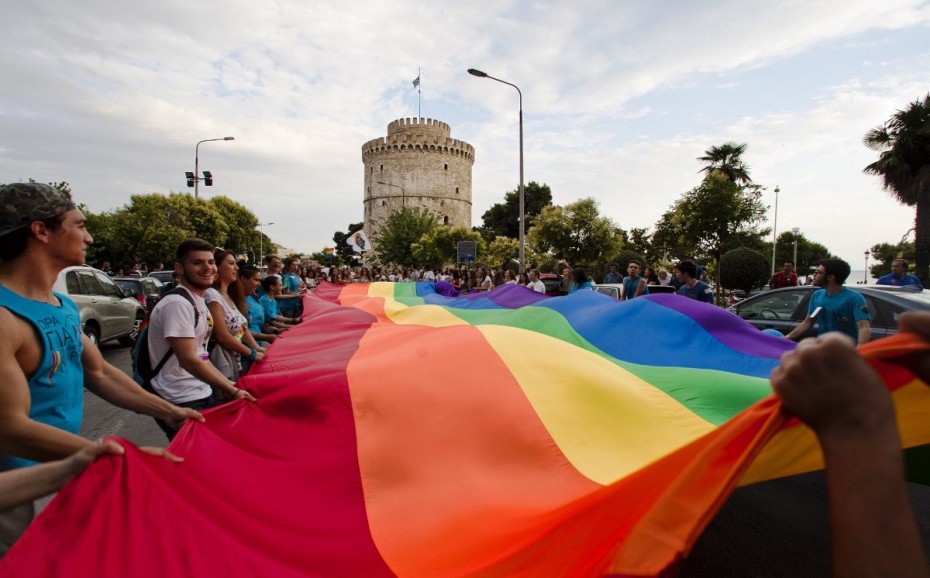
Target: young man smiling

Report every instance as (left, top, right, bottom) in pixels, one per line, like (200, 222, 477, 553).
(146, 239, 256, 438)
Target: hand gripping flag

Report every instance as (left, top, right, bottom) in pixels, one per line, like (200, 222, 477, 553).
(2, 283, 928, 577)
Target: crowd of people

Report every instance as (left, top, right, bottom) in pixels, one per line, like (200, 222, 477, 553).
(1, 182, 930, 574)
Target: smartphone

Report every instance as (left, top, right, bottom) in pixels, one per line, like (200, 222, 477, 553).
(810, 306, 823, 319)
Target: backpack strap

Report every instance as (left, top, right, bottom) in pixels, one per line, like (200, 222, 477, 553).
(147, 286, 203, 381)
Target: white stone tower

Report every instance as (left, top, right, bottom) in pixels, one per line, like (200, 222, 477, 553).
(362, 117, 475, 240)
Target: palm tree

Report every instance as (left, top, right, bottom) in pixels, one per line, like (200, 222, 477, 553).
(863, 94, 930, 286)
(697, 142, 752, 185)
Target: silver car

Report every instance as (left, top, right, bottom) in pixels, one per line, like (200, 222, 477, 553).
(53, 266, 145, 347)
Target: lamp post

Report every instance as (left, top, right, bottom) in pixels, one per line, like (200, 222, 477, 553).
(791, 227, 800, 270)
(468, 68, 525, 273)
(770, 185, 780, 276)
(194, 136, 235, 198)
(258, 221, 274, 265)
(376, 181, 405, 207)
(864, 250, 869, 284)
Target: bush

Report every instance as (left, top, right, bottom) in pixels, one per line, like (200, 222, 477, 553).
(610, 250, 646, 274)
(720, 248, 770, 294)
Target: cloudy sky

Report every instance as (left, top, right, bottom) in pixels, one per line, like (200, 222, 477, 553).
(2, 0, 928, 267)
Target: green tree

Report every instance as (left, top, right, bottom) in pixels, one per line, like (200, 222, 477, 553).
(480, 181, 553, 238)
(411, 226, 485, 268)
(863, 94, 930, 286)
(526, 197, 624, 274)
(868, 241, 916, 279)
(773, 230, 832, 276)
(206, 196, 261, 256)
(720, 248, 770, 294)
(376, 207, 437, 267)
(652, 172, 768, 296)
(484, 236, 521, 270)
(697, 142, 752, 184)
(333, 223, 364, 265)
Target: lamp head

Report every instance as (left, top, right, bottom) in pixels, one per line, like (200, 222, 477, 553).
(467, 68, 488, 78)
(224, 136, 235, 141)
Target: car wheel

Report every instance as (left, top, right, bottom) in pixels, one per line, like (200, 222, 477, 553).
(84, 324, 100, 347)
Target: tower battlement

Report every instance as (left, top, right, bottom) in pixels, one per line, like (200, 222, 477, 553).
(362, 118, 475, 248)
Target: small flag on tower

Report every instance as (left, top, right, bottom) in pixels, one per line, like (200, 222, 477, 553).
(412, 75, 420, 88)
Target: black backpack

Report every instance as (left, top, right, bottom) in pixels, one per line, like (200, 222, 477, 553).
(131, 287, 200, 392)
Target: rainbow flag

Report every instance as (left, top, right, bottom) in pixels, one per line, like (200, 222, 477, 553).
(2, 282, 927, 577)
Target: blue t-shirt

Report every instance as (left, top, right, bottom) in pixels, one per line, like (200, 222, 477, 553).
(876, 273, 922, 287)
(807, 288, 871, 343)
(622, 276, 645, 300)
(604, 272, 623, 283)
(259, 294, 279, 323)
(678, 281, 714, 303)
(246, 295, 266, 334)
(569, 281, 594, 294)
(0, 285, 84, 471)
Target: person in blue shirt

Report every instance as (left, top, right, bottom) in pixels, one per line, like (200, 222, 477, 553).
(603, 263, 623, 284)
(0, 182, 202, 554)
(621, 260, 647, 300)
(876, 259, 923, 288)
(786, 258, 871, 344)
(568, 267, 594, 294)
(674, 260, 714, 303)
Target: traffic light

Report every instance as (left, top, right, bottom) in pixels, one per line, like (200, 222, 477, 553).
(185, 172, 196, 187)
(203, 171, 213, 186)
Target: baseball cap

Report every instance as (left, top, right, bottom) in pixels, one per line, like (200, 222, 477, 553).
(0, 182, 77, 237)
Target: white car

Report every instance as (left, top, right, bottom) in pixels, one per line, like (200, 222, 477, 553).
(52, 266, 145, 347)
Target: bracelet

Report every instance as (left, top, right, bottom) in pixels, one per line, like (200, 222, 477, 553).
(247, 348, 257, 362)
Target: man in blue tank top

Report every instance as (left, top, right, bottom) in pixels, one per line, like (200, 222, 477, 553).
(0, 182, 204, 555)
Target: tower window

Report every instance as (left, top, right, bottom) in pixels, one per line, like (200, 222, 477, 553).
(443, 216, 449, 225)
(382, 201, 386, 206)
(380, 165, 383, 172)
(455, 187, 459, 194)
(444, 164, 448, 170)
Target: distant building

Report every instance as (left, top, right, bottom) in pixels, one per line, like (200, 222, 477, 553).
(361, 117, 475, 240)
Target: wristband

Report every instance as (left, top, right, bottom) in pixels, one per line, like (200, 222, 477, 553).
(247, 348, 258, 362)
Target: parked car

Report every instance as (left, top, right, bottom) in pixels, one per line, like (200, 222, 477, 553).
(727, 285, 930, 340)
(593, 283, 676, 300)
(52, 266, 145, 347)
(147, 270, 175, 285)
(113, 276, 163, 312)
(539, 273, 564, 296)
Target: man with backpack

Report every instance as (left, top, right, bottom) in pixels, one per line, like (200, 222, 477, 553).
(0, 183, 205, 555)
(145, 239, 255, 438)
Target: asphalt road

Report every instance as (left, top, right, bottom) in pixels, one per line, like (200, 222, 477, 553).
(86, 342, 930, 576)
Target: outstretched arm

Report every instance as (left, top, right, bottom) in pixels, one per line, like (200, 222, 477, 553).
(770, 333, 928, 578)
(0, 439, 123, 511)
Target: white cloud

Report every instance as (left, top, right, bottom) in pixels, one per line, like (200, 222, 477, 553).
(1, 0, 928, 265)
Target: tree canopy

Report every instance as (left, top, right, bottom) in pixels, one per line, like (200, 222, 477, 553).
(868, 240, 916, 279)
(697, 142, 752, 185)
(480, 181, 553, 239)
(720, 248, 770, 294)
(526, 197, 624, 274)
(375, 207, 437, 267)
(863, 94, 930, 286)
(411, 225, 485, 269)
(773, 230, 832, 276)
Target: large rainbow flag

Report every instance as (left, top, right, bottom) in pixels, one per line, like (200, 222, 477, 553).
(2, 282, 928, 577)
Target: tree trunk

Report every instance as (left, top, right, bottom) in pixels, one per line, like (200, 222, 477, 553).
(916, 197, 930, 287)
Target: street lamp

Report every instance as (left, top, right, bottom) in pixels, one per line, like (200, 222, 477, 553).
(468, 67, 525, 273)
(791, 227, 800, 270)
(257, 221, 274, 265)
(864, 250, 870, 284)
(376, 181, 405, 207)
(770, 186, 780, 276)
(194, 136, 235, 198)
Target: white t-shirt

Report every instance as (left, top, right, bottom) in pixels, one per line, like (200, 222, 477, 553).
(148, 286, 214, 404)
(527, 280, 546, 293)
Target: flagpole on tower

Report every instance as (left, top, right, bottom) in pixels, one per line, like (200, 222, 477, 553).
(413, 68, 421, 118)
